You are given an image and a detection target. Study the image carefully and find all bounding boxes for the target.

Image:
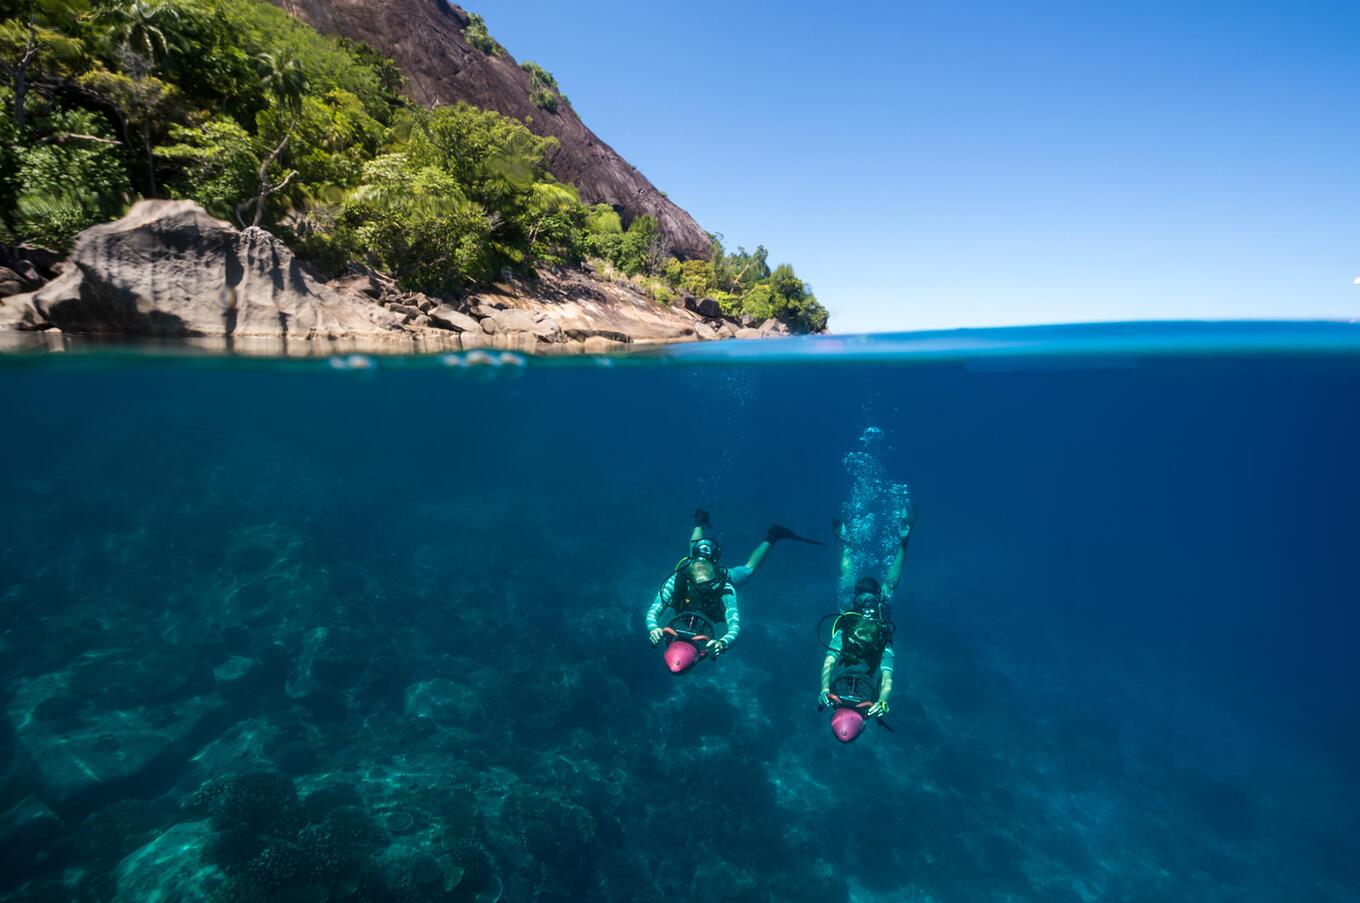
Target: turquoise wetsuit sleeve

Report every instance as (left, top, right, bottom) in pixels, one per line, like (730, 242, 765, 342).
(879, 643, 895, 673)
(718, 585, 740, 646)
(647, 575, 675, 631)
(826, 631, 844, 664)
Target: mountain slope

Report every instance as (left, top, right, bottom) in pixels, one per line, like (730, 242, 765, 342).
(271, 0, 713, 258)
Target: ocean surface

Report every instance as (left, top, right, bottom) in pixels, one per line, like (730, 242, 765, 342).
(1, 321, 1357, 902)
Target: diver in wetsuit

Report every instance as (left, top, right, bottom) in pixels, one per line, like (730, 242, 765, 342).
(686, 508, 819, 590)
(818, 505, 916, 718)
(646, 557, 740, 658)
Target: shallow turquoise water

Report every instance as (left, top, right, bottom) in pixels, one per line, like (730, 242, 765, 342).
(1, 322, 1357, 902)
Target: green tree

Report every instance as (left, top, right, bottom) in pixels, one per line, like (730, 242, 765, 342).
(155, 116, 259, 219)
(518, 180, 583, 265)
(417, 102, 555, 198)
(255, 49, 306, 114)
(88, 0, 184, 196)
(78, 65, 174, 196)
(12, 106, 130, 246)
(91, 0, 181, 62)
(1, 18, 79, 129)
(615, 215, 666, 275)
(237, 49, 308, 227)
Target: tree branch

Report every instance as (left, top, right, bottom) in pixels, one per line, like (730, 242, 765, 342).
(273, 168, 298, 194)
(21, 27, 38, 70)
(246, 114, 300, 228)
(34, 132, 123, 146)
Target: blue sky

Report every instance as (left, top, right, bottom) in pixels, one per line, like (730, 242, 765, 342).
(472, 0, 1359, 332)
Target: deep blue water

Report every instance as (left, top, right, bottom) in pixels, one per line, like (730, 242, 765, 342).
(1, 323, 1358, 902)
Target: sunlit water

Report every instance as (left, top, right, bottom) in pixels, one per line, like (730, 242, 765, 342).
(1, 322, 1357, 902)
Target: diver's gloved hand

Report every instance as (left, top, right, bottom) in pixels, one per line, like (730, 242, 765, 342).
(766, 523, 797, 543)
(867, 698, 890, 718)
(693, 508, 711, 527)
(705, 638, 727, 658)
(898, 503, 918, 543)
(648, 628, 664, 646)
(818, 688, 832, 708)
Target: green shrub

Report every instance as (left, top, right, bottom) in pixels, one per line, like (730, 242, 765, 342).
(520, 61, 564, 112)
(12, 108, 130, 247)
(529, 87, 557, 112)
(519, 61, 558, 93)
(461, 12, 500, 55)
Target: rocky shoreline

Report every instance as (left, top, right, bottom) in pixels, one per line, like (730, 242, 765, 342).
(0, 201, 791, 357)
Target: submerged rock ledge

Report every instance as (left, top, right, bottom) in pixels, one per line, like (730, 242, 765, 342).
(0, 201, 788, 356)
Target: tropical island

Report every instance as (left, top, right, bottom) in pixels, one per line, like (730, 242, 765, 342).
(0, 0, 829, 352)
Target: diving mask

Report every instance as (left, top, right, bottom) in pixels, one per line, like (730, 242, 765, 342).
(691, 539, 722, 563)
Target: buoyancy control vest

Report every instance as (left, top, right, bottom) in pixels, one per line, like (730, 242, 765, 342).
(830, 611, 893, 671)
(669, 563, 733, 624)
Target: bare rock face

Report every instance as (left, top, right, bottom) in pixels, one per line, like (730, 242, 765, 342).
(464, 269, 713, 347)
(270, 0, 712, 258)
(0, 201, 453, 353)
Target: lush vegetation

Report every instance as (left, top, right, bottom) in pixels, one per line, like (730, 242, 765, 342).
(0, 0, 829, 332)
(459, 12, 500, 56)
(585, 216, 828, 331)
(520, 61, 564, 113)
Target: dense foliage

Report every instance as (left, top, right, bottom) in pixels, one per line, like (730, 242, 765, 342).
(0, 0, 829, 331)
(588, 219, 829, 332)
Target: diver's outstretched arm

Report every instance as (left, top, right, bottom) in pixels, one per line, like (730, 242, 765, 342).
(690, 509, 710, 545)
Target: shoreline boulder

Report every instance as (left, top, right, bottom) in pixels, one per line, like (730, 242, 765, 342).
(0, 201, 456, 352)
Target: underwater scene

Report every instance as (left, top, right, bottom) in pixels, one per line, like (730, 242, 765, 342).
(1, 323, 1358, 903)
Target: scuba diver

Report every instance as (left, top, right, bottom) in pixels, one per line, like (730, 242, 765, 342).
(817, 504, 916, 741)
(646, 557, 740, 673)
(686, 508, 822, 590)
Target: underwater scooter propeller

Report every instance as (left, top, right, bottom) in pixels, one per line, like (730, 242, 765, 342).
(659, 612, 719, 674)
(817, 672, 893, 742)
